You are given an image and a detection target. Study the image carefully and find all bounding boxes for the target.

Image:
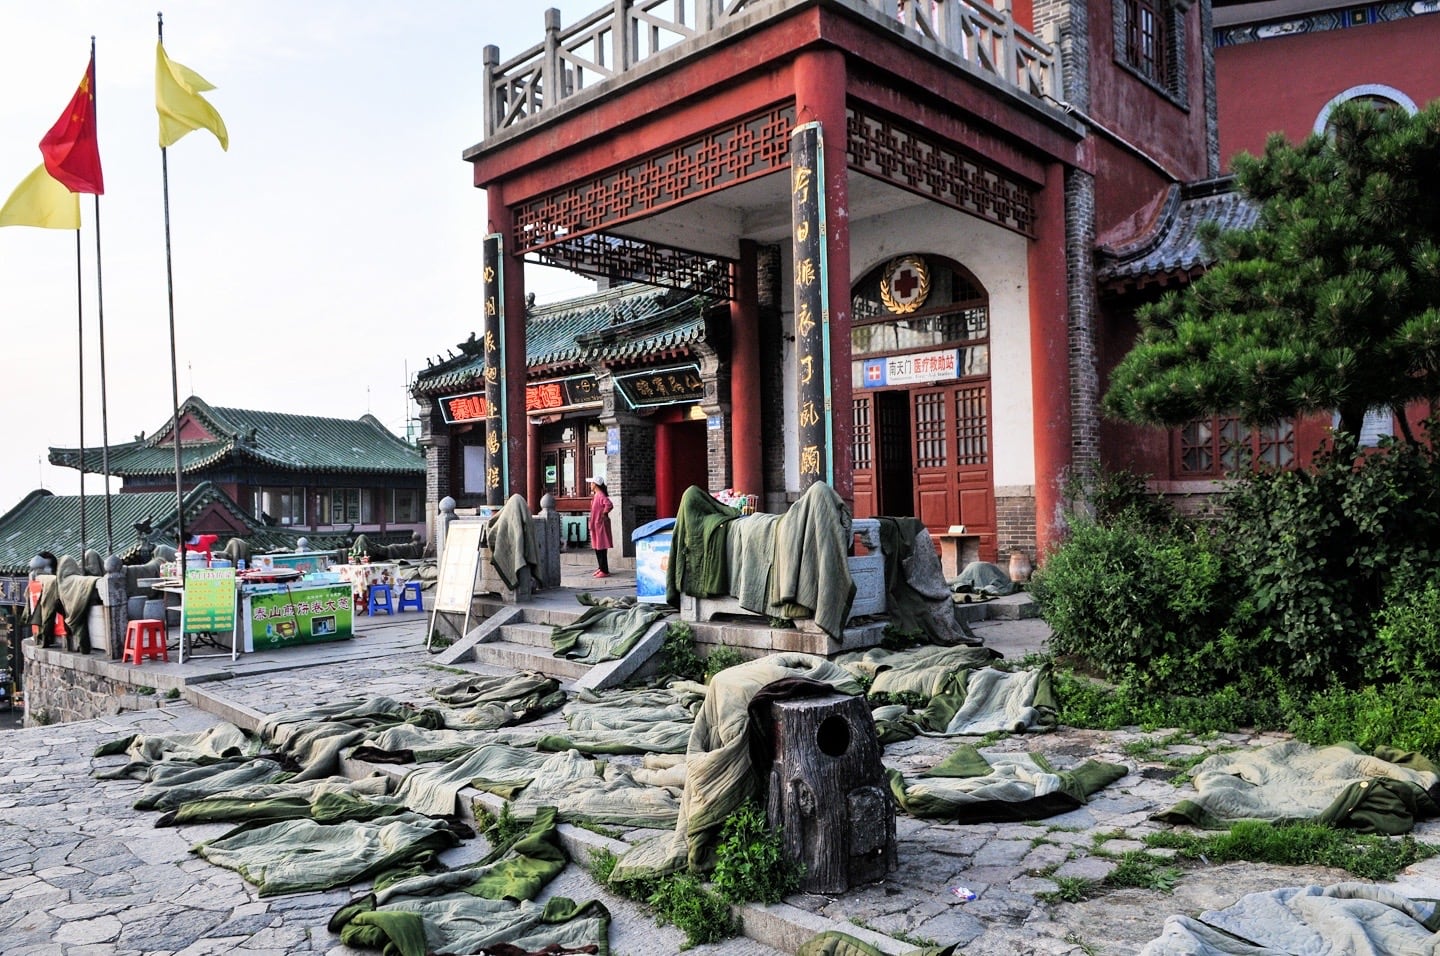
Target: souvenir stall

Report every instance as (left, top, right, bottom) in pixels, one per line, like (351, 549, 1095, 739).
(153, 559, 355, 659)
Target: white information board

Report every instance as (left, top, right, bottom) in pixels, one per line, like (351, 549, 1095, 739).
(434, 520, 486, 613)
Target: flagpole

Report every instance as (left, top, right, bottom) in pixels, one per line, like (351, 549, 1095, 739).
(74, 228, 87, 555)
(158, 12, 187, 615)
(92, 192, 113, 555)
(90, 37, 114, 555)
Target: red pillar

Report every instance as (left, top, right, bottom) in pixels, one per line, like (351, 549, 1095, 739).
(655, 423, 678, 516)
(487, 183, 530, 502)
(527, 418, 542, 510)
(730, 241, 763, 498)
(1027, 162, 1072, 560)
(793, 48, 853, 501)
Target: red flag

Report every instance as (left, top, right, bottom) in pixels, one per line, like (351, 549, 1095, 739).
(39, 53, 104, 195)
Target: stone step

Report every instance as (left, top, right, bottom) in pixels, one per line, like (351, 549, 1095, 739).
(468, 637, 592, 681)
(498, 620, 560, 650)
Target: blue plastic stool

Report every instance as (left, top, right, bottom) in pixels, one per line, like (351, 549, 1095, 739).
(398, 580, 424, 612)
(367, 583, 395, 616)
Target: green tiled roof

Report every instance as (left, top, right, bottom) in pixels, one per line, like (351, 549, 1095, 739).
(413, 283, 724, 396)
(0, 482, 413, 575)
(49, 396, 423, 479)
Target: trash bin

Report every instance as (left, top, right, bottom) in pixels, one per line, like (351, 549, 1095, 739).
(631, 518, 676, 604)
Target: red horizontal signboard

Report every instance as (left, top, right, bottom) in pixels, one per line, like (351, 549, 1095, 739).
(444, 375, 601, 424)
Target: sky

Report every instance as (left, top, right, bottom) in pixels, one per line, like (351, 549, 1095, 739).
(0, 0, 600, 513)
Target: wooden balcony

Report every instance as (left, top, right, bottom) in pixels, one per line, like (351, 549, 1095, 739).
(482, 0, 1061, 138)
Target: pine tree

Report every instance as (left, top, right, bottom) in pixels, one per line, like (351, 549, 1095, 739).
(1104, 100, 1440, 442)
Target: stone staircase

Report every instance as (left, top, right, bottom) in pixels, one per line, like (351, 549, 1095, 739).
(433, 599, 670, 691)
(433, 589, 1039, 690)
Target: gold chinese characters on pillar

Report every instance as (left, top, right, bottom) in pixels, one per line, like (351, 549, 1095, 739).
(791, 122, 829, 486)
(482, 234, 506, 504)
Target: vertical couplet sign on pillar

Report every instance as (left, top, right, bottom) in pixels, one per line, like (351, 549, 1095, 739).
(481, 233, 507, 507)
(791, 122, 832, 488)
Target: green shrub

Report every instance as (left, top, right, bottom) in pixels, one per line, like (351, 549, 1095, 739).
(703, 645, 746, 682)
(1281, 679, 1440, 756)
(1032, 513, 1233, 691)
(711, 800, 804, 904)
(647, 874, 738, 949)
(1367, 572, 1440, 684)
(1221, 433, 1440, 688)
(473, 801, 527, 850)
(1053, 666, 1284, 734)
(660, 622, 704, 683)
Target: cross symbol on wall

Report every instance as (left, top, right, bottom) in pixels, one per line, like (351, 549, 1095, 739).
(893, 268, 920, 298)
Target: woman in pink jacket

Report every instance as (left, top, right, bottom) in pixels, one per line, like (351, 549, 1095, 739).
(587, 476, 614, 577)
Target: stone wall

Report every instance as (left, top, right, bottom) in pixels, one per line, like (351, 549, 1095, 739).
(22, 642, 182, 727)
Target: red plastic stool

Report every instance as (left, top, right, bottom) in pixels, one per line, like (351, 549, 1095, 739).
(122, 619, 169, 664)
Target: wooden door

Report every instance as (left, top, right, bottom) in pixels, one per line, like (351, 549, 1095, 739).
(952, 382, 996, 562)
(852, 395, 877, 518)
(912, 388, 952, 530)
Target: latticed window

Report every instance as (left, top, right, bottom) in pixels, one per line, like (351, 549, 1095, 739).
(1124, 0, 1170, 84)
(852, 399, 873, 471)
(1177, 416, 1295, 477)
(914, 392, 948, 469)
(954, 385, 989, 466)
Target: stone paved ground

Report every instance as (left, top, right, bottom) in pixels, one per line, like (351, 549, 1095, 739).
(7, 616, 1440, 955)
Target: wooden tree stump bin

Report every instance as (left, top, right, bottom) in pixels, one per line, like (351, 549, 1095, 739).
(765, 693, 897, 894)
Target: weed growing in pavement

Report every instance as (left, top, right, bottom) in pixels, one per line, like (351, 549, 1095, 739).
(1120, 731, 1194, 761)
(588, 849, 738, 950)
(574, 820, 622, 840)
(165, 688, 181, 700)
(1144, 821, 1439, 881)
(1040, 875, 1097, 903)
(584, 802, 802, 948)
(1065, 932, 1100, 956)
(890, 930, 940, 948)
(1104, 852, 1182, 892)
(1091, 829, 1129, 846)
(881, 625, 929, 651)
(473, 801, 526, 850)
(647, 873, 739, 949)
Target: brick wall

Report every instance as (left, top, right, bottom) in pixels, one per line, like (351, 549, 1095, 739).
(995, 487, 1039, 562)
(1066, 168, 1100, 476)
(416, 397, 449, 545)
(612, 418, 656, 558)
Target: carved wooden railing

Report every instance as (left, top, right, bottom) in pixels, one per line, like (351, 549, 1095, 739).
(482, 0, 1059, 137)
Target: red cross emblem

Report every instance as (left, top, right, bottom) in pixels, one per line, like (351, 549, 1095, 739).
(882, 255, 929, 314)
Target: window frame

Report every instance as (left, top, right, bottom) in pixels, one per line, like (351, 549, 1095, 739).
(1172, 415, 1296, 478)
(1115, 0, 1188, 105)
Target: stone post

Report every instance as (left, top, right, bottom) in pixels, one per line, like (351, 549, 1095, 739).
(533, 492, 561, 588)
(103, 555, 126, 661)
(436, 496, 457, 562)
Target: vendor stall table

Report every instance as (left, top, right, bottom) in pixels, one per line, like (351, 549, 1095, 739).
(331, 563, 400, 615)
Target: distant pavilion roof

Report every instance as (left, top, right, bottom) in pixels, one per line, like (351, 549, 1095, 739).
(49, 396, 423, 479)
(0, 482, 398, 575)
(412, 283, 725, 397)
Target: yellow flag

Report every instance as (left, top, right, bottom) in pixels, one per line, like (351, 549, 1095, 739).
(0, 164, 80, 229)
(156, 41, 229, 150)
